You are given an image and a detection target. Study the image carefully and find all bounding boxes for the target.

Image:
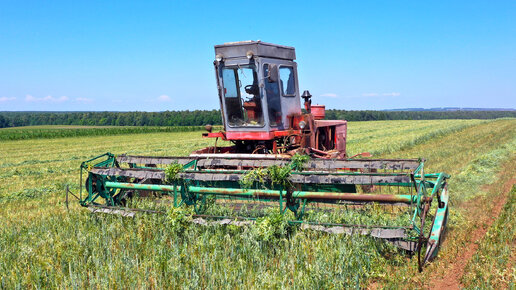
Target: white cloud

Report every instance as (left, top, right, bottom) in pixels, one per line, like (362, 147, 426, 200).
(382, 92, 401, 97)
(75, 97, 93, 103)
(361, 92, 401, 97)
(320, 93, 338, 98)
(157, 95, 171, 102)
(25, 95, 69, 102)
(0, 97, 16, 102)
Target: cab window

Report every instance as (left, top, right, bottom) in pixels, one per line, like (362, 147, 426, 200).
(263, 64, 282, 126)
(221, 65, 263, 127)
(279, 66, 295, 96)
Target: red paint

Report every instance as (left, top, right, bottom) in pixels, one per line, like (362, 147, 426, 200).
(226, 131, 273, 140)
(289, 113, 305, 130)
(202, 132, 225, 138)
(273, 130, 300, 137)
(243, 101, 260, 120)
(204, 130, 301, 141)
(311, 105, 326, 120)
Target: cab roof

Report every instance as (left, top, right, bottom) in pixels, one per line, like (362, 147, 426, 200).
(214, 40, 296, 61)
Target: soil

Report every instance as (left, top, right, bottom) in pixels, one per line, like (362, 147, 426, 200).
(428, 159, 516, 289)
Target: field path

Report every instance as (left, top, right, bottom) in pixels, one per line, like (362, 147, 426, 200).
(429, 157, 516, 289)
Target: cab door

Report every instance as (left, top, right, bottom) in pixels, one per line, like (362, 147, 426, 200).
(262, 63, 282, 128)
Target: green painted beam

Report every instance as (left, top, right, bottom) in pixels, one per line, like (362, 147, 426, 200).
(104, 181, 427, 204)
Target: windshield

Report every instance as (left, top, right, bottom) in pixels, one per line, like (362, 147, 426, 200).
(221, 65, 264, 127)
(264, 64, 282, 127)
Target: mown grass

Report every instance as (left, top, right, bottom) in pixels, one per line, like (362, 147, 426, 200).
(0, 125, 218, 141)
(0, 119, 515, 288)
(345, 119, 487, 156)
(461, 186, 516, 288)
(377, 119, 516, 287)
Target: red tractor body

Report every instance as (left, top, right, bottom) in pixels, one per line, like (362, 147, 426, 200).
(197, 41, 347, 159)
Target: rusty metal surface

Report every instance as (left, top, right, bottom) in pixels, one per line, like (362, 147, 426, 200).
(300, 223, 406, 238)
(117, 155, 195, 165)
(303, 159, 419, 170)
(190, 153, 291, 160)
(91, 167, 164, 179)
(91, 166, 412, 185)
(103, 182, 426, 204)
(87, 206, 136, 217)
(215, 40, 296, 60)
(187, 186, 421, 203)
(118, 154, 420, 170)
(287, 173, 410, 185)
(179, 171, 410, 185)
(192, 218, 254, 226)
(197, 157, 420, 170)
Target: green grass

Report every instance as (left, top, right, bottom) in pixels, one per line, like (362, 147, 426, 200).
(461, 186, 516, 288)
(0, 125, 218, 141)
(376, 119, 516, 287)
(0, 208, 405, 288)
(0, 119, 515, 288)
(345, 119, 487, 156)
(452, 137, 516, 201)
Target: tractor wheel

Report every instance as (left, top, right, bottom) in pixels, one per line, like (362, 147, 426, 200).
(85, 175, 99, 194)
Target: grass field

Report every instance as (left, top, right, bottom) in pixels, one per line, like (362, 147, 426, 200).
(0, 125, 217, 141)
(0, 119, 514, 288)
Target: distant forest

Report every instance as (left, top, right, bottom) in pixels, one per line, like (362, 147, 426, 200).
(0, 110, 515, 128)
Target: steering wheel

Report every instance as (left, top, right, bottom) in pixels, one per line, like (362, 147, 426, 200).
(245, 84, 259, 96)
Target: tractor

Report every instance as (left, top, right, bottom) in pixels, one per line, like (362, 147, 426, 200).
(75, 41, 450, 271)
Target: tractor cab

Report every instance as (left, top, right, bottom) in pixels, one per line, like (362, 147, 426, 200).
(202, 40, 347, 157)
(214, 41, 301, 134)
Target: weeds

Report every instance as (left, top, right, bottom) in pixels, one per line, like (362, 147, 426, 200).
(252, 211, 293, 242)
(164, 162, 184, 183)
(166, 206, 192, 237)
(267, 165, 292, 188)
(240, 153, 308, 189)
(239, 167, 267, 189)
(290, 153, 310, 171)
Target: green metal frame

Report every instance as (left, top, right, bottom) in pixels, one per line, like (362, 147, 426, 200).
(78, 153, 450, 263)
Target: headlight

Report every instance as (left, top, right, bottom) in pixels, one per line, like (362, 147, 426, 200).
(299, 121, 306, 129)
(215, 54, 223, 62)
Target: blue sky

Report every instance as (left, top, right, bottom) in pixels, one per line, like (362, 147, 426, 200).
(1, 1, 515, 111)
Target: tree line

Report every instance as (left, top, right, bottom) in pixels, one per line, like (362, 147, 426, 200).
(0, 110, 514, 128)
(0, 111, 222, 128)
(324, 109, 516, 121)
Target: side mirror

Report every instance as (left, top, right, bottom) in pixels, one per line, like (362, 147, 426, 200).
(267, 64, 279, 83)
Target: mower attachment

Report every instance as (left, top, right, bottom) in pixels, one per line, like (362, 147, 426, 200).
(78, 152, 450, 270)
